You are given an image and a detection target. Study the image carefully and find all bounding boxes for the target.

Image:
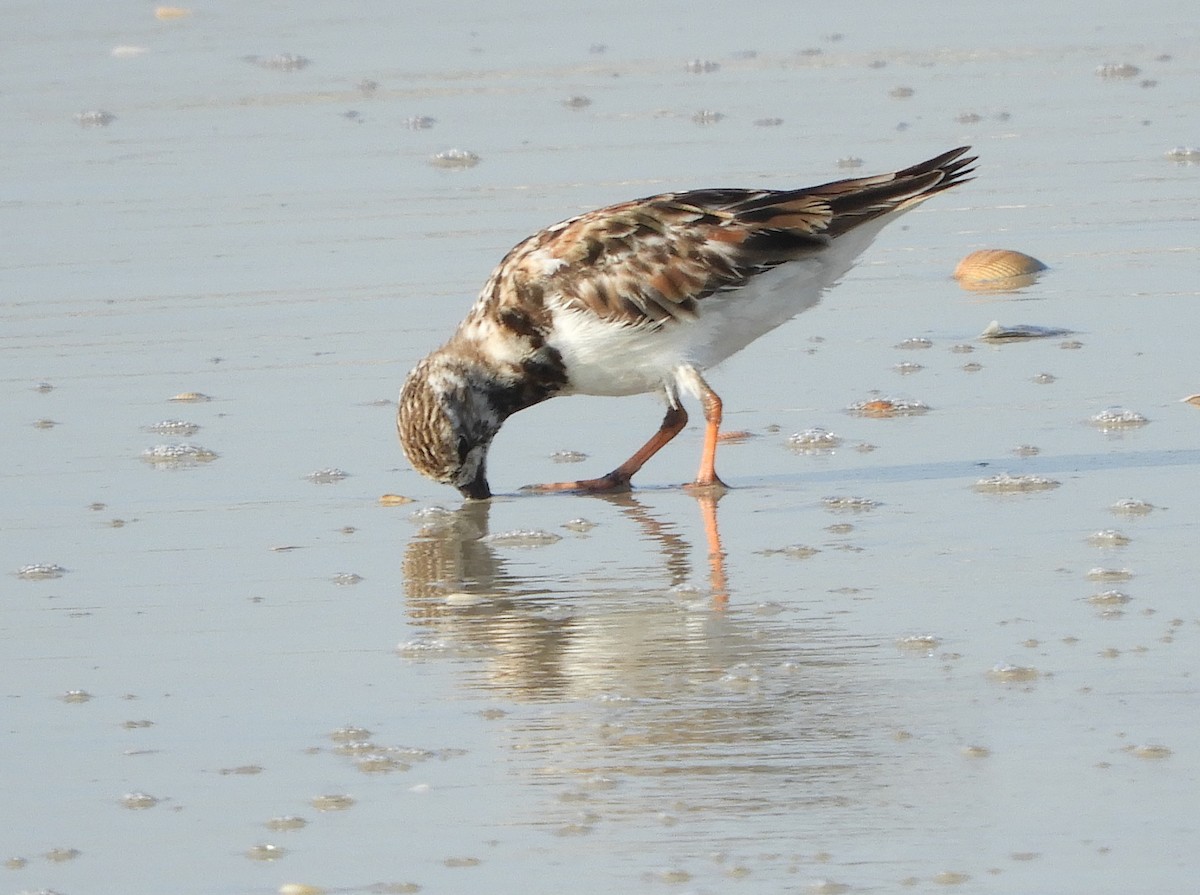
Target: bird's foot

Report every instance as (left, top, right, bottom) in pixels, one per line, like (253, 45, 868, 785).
(520, 472, 633, 495)
(682, 476, 729, 496)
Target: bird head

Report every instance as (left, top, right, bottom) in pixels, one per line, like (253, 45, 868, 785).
(397, 350, 503, 500)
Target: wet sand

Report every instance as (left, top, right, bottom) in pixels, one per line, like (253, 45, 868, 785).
(4, 2, 1199, 893)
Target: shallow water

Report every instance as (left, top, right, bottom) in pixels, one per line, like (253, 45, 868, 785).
(4, 1, 1199, 893)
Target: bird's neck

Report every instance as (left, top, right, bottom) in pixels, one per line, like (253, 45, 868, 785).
(447, 329, 568, 419)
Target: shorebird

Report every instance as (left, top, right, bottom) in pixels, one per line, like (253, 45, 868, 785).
(398, 146, 974, 499)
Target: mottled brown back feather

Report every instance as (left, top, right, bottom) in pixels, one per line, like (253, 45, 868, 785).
(461, 147, 974, 331)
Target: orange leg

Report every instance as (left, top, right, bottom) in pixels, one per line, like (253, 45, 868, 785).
(684, 380, 728, 491)
(523, 405, 688, 493)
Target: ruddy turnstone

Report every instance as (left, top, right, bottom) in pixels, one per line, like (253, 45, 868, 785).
(399, 146, 975, 499)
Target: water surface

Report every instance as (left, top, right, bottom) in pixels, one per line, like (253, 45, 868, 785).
(4, 1, 1199, 892)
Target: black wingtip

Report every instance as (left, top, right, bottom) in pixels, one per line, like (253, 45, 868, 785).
(908, 146, 976, 195)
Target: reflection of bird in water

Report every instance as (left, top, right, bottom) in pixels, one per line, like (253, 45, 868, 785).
(401, 500, 505, 605)
(401, 500, 577, 694)
(400, 493, 730, 699)
(399, 495, 894, 837)
(402, 494, 726, 605)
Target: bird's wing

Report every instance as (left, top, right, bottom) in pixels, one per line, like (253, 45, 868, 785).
(478, 146, 975, 330)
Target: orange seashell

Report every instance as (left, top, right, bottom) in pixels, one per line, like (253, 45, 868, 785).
(953, 249, 1046, 292)
(154, 6, 192, 19)
(859, 399, 897, 417)
(378, 493, 415, 506)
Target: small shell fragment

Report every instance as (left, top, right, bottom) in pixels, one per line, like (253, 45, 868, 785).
(378, 493, 415, 506)
(933, 871, 972, 886)
(146, 419, 200, 436)
(1096, 62, 1140, 79)
(1088, 529, 1131, 547)
(954, 250, 1047, 292)
(716, 429, 753, 443)
(987, 663, 1040, 682)
(1110, 498, 1154, 515)
(306, 468, 349, 483)
(247, 53, 311, 71)
(310, 794, 356, 811)
(330, 726, 371, 741)
(483, 529, 562, 548)
(787, 427, 842, 452)
(846, 397, 929, 417)
(75, 110, 117, 127)
(1086, 567, 1133, 582)
(1182, 394, 1200, 407)
(141, 443, 217, 464)
(121, 792, 160, 810)
(821, 495, 880, 511)
(168, 391, 211, 403)
(897, 635, 941, 651)
(979, 321, 1072, 341)
(246, 843, 288, 861)
(430, 149, 480, 169)
(266, 816, 309, 832)
(17, 563, 67, 580)
(549, 450, 588, 463)
(1131, 744, 1172, 760)
(154, 6, 192, 19)
(1088, 407, 1149, 430)
(973, 473, 1060, 493)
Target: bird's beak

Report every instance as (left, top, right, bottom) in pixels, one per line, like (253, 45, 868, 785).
(457, 469, 492, 501)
